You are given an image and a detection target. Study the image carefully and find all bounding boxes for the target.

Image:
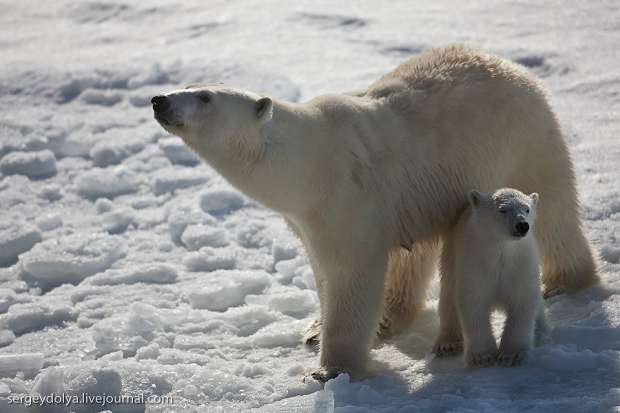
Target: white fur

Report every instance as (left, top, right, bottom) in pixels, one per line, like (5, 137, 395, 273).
(154, 46, 597, 380)
(436, 188, 547, 367)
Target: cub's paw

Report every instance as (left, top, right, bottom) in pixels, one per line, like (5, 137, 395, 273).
(466, 351, 497, 367)
(303, 319, 321, 348)
(432, 338, 464, 357)
(304, 366, 345, 383)
(497, 350, 527, 367)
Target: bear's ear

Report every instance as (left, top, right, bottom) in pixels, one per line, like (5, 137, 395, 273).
(255, 97, 273, 122)
(529, 192, 539, 205)
(468, 190, 486, 207)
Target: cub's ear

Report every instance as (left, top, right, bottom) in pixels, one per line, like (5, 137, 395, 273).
(255, 97, 273, 122)
(529, 192, 539, 205)
(468, 190, 487, 207)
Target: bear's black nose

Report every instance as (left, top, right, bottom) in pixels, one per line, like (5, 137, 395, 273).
(515, 222, 529, 236)
(151, 95, 169, 112)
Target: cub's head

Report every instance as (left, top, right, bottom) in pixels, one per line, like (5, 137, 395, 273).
(468, 188, 539, 241)
(151, 86, 273, 163)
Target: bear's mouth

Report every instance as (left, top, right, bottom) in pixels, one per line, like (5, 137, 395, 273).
(154, 111, 183, 129)
(510, 231, 527, 239)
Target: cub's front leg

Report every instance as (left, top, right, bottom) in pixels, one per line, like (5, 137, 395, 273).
(497, 297, 540, 366)
(305, 225, 389, 382)
(457, 283, 497, 367)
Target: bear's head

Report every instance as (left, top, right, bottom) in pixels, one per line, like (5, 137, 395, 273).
(151, 86, 273, 165)
(468, 188, 539, 241)
(151, 85, 309, 212)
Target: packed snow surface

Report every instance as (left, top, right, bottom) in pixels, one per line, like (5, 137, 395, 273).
(0, 1, 618, 412)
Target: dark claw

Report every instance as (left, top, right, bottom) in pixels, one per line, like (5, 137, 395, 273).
(308, 367, 344, 383)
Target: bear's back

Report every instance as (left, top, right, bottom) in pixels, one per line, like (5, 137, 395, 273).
(365, 45, 539, 101)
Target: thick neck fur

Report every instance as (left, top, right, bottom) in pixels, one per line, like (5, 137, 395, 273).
(199, 99, 324, 216)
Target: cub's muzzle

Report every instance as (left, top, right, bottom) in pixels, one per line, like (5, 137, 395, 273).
(513, 221, 530, 237)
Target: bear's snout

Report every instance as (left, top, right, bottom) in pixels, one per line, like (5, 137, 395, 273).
(151, 95, 170, 113)
(514, 221, 529, 237)
(152, 95, 175, 126)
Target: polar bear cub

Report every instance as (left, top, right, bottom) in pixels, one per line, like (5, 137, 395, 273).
(449, 188, 547, 367)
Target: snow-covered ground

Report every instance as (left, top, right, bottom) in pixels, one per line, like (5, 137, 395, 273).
(0, 1, 619, 412)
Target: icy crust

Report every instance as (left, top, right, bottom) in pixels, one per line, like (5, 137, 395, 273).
(75, 167, 141, 200)
(100, 208, 136, 234)
(0, 221, 42, 266)
(180, 224, 229, 250)
(0, 331, 15, 348)
(35, 214, 63, 232)
(183, 247, 237, 272)
(0, 289, 30, 314)
(0, 301, 77, 336)
(87, 263, 178, 286)
(0, 353, 43, 379)
(88, 297, 307, 358)
(166, 201, 217, 245)
(89, 138, 144, 167)
(18, 234, 128, 290)
(246, 288, 318, 318)
(92, 302, 165, 358)
(28, 365, 128, 412)
(152, 168, 209, 195)
(200, 187, 245, 214)
(0, 150, 57, 179)
(158, 137, 200, 166)
(185, 270, 272, 311)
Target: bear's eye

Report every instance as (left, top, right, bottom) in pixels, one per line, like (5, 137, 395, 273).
(525, 208, 530, 214)
(198, 93, 211, 104)
(499, 209, 507, 214)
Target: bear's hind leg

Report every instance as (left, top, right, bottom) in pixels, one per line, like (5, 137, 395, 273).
(535, 203, 599, 298)
(523, 155, 599, 298)
(534, 303, 549, 346)
(379, 242, 438, 339)
(303, 319, 322, 348)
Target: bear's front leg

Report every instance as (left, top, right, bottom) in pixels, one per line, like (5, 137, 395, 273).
(433, 236, 463, 357)
(307, 232, 389, 382)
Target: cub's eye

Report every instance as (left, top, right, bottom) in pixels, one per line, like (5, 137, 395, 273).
(198, 94, 211, 104)
(499, 209, 507, 214)
(525, 208, 530, 213)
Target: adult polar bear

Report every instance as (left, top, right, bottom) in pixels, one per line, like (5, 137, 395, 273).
(152, 46, 598, 381)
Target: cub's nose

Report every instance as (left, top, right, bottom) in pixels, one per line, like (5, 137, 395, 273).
(515, 222, 529, 236)
(151, 95, 170, 112)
